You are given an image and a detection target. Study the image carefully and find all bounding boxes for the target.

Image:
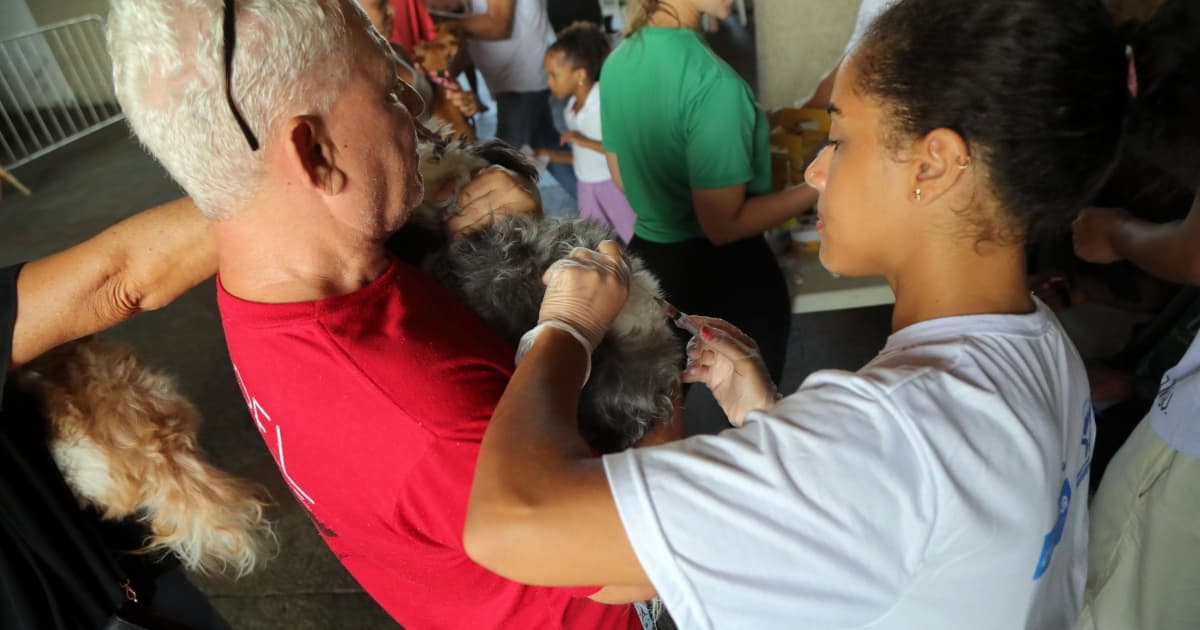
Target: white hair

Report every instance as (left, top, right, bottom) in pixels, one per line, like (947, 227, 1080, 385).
(108, 0, 356, 219)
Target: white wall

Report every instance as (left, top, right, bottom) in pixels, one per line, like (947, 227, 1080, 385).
(754, 0, 863, 110)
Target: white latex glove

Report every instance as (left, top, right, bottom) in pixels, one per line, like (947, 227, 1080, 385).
(681, 316, 779, 427)
(538, 240, 631, 352)
(445, 165, 542, 237)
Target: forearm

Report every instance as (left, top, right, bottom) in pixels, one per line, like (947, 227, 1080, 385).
(541, 150, 574, 165)
(466, 330, 641, 586)
(590, 585, 658, 604)
(606, 153, 624, 193)
(11, 197, 215, 366)
(460, 13, 511, 40)
(575, 136, 605, 153)
(701, 184, 818, 245)
(1112, 197, 1200, 285)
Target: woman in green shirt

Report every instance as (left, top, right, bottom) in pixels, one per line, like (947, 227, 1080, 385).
(600, 0, 818, 381)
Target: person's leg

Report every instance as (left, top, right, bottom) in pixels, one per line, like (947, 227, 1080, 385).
(146, 567, 233, 630)
(492, 91, 536, 149)
(576, 181, 609, 227)
(1075, 417, 1200, 630)
(593, 180, 637, 243)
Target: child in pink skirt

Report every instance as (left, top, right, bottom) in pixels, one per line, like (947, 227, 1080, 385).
(538, 22, 636, 242)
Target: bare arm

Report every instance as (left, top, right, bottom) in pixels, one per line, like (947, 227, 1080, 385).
(564, 132, 604, 154)
(1073, 195, 1200, 285)
(693, 183, 818, 246)
(11, 197, 215, 367)
(459, 0, 516, 41)
(535, 149, 573, 165)
(464, 329, 652, 588)
(798, 63, 839, 111)
(606, 152, 624, 193)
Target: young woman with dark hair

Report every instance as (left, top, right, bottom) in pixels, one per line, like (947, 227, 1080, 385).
(598, 0, 817, 385)
(460, 0, 1190, 627)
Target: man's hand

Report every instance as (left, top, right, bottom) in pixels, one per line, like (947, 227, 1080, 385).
(539, 241, 631, 351)
(682, 316, 778, 427)
(1073, 207, 1133, 264)
(445, 165, 541, 237)
(560, 130, 581, 146)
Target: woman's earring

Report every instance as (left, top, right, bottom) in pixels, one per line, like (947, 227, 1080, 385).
(957, 157, 972, 170)
(914, 188, 923, 201)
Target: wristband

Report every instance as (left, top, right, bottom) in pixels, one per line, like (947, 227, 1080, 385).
(515, 321, 592, 386)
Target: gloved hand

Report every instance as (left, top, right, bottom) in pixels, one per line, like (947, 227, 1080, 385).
(444, 165, 542, 237)
(538, 240, 631, 352)
(515, 241, 630, 386)
(681, 316, 779, 427)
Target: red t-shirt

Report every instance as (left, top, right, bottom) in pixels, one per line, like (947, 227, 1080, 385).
(389, 0, 435, 52)
(217, 260, 639, 630)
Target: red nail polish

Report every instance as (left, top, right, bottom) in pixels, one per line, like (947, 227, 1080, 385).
(700, 327, 713, 341)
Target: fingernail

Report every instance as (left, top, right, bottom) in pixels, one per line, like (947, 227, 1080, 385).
(701, 326, 713, 341)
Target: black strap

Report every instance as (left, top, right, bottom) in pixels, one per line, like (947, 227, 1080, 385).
(223, 0, 259, 151)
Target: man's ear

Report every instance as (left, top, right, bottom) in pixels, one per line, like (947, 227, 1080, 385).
(283, 115, 346, 197)
(910, 128, 972, 204)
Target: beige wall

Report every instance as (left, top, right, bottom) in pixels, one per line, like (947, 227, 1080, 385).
(754, 0, 864, 109)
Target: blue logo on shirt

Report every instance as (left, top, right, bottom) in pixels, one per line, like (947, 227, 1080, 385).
(1032, 401, 1094, 580)
(1033, 480, 1071, 580)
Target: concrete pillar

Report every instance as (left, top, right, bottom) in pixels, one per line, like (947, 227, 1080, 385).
(754, 0, 863, 109)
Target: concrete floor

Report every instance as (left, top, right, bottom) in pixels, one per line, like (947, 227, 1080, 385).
(0, 15, 892, 629)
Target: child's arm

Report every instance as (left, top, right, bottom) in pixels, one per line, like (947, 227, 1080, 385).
(535, 149, 574, 165)
(561, 131, 604, 154)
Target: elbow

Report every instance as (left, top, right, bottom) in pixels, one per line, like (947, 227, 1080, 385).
(700, 225, 741, 247)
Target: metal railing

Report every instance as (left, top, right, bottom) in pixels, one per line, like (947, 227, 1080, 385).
(0, 16, 124, 172)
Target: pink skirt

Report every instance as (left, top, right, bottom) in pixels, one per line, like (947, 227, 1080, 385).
(576, 179, 636, 243)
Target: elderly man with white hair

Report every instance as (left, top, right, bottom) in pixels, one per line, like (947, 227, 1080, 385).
(106, 1, 645, 628)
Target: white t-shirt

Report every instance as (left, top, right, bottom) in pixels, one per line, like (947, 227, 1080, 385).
(466, 0, 554, 94)
(564, 86, 612, 183)
(1151, 334, 1200, 458)
(604, 300, 1093, 630)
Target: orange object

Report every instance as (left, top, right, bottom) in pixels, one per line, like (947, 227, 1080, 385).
(769, 107, 831, 190)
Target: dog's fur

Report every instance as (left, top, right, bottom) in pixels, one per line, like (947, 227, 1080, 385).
(409, 139, 682, 451)
(18, 337, 274, 578)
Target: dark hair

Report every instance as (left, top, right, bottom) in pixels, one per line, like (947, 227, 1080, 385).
(1123, 0, 1200, 191)
(856, 0, 1131, 238)
(548, 21, 611, 83)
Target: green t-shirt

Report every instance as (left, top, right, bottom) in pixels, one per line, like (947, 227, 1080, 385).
(600, 27, 772, 244)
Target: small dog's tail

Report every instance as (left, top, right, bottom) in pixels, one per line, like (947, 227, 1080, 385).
(21, 337, 277, 578)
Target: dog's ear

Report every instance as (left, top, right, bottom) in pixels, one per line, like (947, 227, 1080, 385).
(471, 139, 540, 183)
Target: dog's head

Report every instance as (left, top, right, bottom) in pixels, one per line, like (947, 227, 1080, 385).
(413, 22, 461, 80)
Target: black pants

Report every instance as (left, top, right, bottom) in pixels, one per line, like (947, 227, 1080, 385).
(629, 235, 791, 382)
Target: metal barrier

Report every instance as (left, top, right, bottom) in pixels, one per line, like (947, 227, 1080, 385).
(0, 16, 124, 173)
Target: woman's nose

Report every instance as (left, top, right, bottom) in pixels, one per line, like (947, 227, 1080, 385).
(805, 145, 831, 191)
